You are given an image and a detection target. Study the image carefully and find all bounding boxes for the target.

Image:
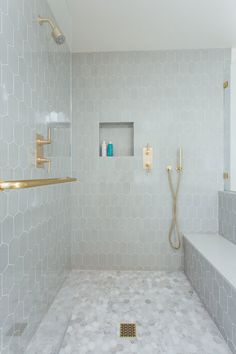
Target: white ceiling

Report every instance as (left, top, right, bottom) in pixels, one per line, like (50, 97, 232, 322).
(48, 0, 236, 53)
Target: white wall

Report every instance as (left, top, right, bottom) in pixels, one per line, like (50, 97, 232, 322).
(229, 50, 236, 191)
(0, 1, 71, 352)
(71, 49, 230, 271)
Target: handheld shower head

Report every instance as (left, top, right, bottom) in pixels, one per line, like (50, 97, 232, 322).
(38, 16, 65, 45)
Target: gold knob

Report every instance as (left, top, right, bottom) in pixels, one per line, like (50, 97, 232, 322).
(36, 128, 51, 145)
(37, 158, 51, 173)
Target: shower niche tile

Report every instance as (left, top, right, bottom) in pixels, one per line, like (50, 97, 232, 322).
(99, 122, 134, 157)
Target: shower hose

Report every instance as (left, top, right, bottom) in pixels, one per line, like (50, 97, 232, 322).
(167, 167, 182, 250)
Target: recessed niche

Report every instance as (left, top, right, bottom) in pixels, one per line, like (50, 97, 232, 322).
(99, 122, 134, 157)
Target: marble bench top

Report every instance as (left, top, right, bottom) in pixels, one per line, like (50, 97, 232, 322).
(184, 233, 236, 289)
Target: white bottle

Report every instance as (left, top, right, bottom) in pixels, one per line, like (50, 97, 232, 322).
(102, 141, 107, 157)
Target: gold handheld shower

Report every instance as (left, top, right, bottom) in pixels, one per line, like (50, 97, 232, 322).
(37, 16, 65, 45)
(166, 149, 183, 250)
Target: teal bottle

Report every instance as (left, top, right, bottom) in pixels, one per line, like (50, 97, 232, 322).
(107, 141, 113, 156)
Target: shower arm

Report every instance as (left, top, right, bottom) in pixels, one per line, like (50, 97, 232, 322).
(38, 16, 56, 30)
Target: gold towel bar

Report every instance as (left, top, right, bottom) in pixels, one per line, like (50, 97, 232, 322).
(0, 177, 77, 191)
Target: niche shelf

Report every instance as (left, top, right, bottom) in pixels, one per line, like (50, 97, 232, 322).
(99, 122, 134, 157)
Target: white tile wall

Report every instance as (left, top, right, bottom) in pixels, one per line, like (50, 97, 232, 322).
(0, 0, 71, 353)
(0, 1, 232, 350)
(71, 49, 230, 271)
(219, 191, 236, 244)
(223, 69, 231, 191)
(184, 237, 236, 353)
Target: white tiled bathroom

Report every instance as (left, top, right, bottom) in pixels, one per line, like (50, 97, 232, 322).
(0, 1, 236, 353)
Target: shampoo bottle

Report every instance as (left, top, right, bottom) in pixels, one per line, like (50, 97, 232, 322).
(107, 141, 113, 157)
(102, 141, 107, 157)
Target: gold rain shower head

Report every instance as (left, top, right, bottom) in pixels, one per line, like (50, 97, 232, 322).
(37, 15, 65, 45)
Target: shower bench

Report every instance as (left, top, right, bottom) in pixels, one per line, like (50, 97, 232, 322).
(184, 233, 236, 354)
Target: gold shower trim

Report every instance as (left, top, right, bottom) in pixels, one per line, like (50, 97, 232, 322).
(0, 177, 77, 192)
(223, 81, 229, 89)
(223, 171, 229, 180)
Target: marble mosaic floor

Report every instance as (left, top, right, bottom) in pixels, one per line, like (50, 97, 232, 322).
(26, 271, 232, 354)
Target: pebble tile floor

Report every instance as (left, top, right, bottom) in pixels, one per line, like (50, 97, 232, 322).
(26, 271, 232, 354)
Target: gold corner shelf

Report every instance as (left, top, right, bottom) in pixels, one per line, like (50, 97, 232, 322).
(0, 177, 77, 192)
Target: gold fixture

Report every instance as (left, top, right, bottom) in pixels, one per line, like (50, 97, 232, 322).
(0, 177, 77, 192)
(36, 128, 51, 172)
(37, 16, 65, 45)
(176, 147, 183, 172)
(143, 144, 153, 171)
(223, 81, 229, 89)
(120, 323, 136, 338)
(36, 157, 51, 173)
(166, 148, 183, 250)
(223, 171, 229, 180)
(36, 127, 51, 145)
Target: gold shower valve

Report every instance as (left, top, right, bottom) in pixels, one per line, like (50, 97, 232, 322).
(36, 128, 52, 173)
(145, 146, 150, 155)
(143, 144, 153, 171)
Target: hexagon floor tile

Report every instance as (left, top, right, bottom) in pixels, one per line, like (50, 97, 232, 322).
(26, 270, 231, 354)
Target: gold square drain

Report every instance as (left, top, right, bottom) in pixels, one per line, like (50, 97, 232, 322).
(120, 323, 136, 337)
